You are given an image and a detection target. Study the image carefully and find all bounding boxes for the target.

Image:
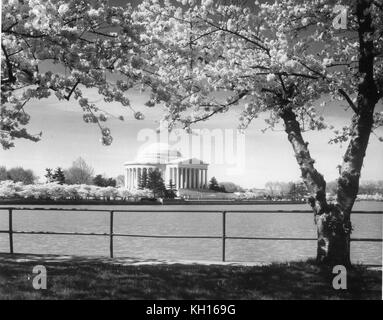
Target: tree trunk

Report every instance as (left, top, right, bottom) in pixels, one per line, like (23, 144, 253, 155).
(333, 0, 379, 264)
(280, 0, 379, 266)
(280, 108, 350, 266)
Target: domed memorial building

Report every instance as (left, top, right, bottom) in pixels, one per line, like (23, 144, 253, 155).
(124, 143, 209, 190)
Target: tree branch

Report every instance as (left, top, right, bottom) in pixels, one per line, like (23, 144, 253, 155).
(188, 90, 248, 125)
(65, 80, 81, 101)
(338, 89, 359, 114)
(1, 43, 16, 84)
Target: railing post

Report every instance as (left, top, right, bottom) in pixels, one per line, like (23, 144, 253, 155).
(110, 211, 114, 258)
(222, 211, 226, 262)
(9, 209, 14, 254)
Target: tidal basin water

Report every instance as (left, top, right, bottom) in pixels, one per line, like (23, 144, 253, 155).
(0, 202, 381, 265)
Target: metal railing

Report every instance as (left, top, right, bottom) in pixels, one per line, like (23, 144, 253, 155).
(0, 207, 382, 262)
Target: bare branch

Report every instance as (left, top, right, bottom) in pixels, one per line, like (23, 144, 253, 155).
(187, 90, 249, 125)
(338, 89, 359, 114)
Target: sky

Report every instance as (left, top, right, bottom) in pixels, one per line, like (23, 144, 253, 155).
(1, 0, 383, 188)
(1, 85, 382, 189)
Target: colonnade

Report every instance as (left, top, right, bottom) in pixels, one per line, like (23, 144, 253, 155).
(168, 167, 208, 190)
(124, 166, 208, 190)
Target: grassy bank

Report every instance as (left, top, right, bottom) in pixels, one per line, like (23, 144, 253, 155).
(0, 254, 381, 300)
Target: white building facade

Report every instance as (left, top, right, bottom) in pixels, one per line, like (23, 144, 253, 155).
(124, 143, 209, 190)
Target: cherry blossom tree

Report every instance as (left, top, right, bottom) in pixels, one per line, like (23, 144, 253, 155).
(133, 0, 383, 265)
(1, 0, 145, 149)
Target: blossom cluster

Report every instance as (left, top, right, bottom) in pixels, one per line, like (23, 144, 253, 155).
(0, 180, 151, 201)
(132, 0, 382, 139)
(1, 0, 144, 149)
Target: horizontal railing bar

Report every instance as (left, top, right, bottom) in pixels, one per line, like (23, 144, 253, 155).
(224, 210, 383, 214)
(226, 236, 383, 242)
(349, 238, 383, 242)
(227, 236, 317, 241)
(1, 230, 381, 242)
(0, 207, 222, 213)
(0, 207, 112, 212)
(11, 231, 108, 236)
(7, 231, 220, 239)
(113, 234, 221, 239)
(0, 207, 381, 214)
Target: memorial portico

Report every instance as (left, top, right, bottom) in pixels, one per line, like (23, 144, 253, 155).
(124, 143, 209, 190)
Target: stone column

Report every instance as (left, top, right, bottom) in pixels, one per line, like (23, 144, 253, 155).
(171, 167, 175, 188)
(184, 168, 187, 188)
(185, 168, 188, 188)
(130, 168, 133, 189)
(202, 169, 205, 189)
(183, 168, 186, 189)
(178, 168, 181, 189)
(190, 169, 193, 189)
(184, 168, 187, 189)
(196, 169, 199, 189)
(190, 168, 193, 189)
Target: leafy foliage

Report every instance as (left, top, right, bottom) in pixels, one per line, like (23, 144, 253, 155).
(208, 176, 225, 192)
(0, 166, 36, 184)
(147, 169, 166, 197)
(52, 167, 66, 184)
(93, 174, 117, 187)
(138, 169, 149, 189)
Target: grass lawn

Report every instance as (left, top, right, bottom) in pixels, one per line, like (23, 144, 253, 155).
(0, 253, 381, 300)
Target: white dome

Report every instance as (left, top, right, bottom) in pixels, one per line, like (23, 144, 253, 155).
(135, 143, 182, 164)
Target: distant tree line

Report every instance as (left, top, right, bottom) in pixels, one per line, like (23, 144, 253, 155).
(45, 157, 120, 187)
(208, 177, 226, 192)
(327, 180, 383, 196)
(0, 166, 36, 184)
(264, 180, 383, 200)
(1, 157, 123, 188)
(1, 158, 176, 199)
(264, 181, 308, 200)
